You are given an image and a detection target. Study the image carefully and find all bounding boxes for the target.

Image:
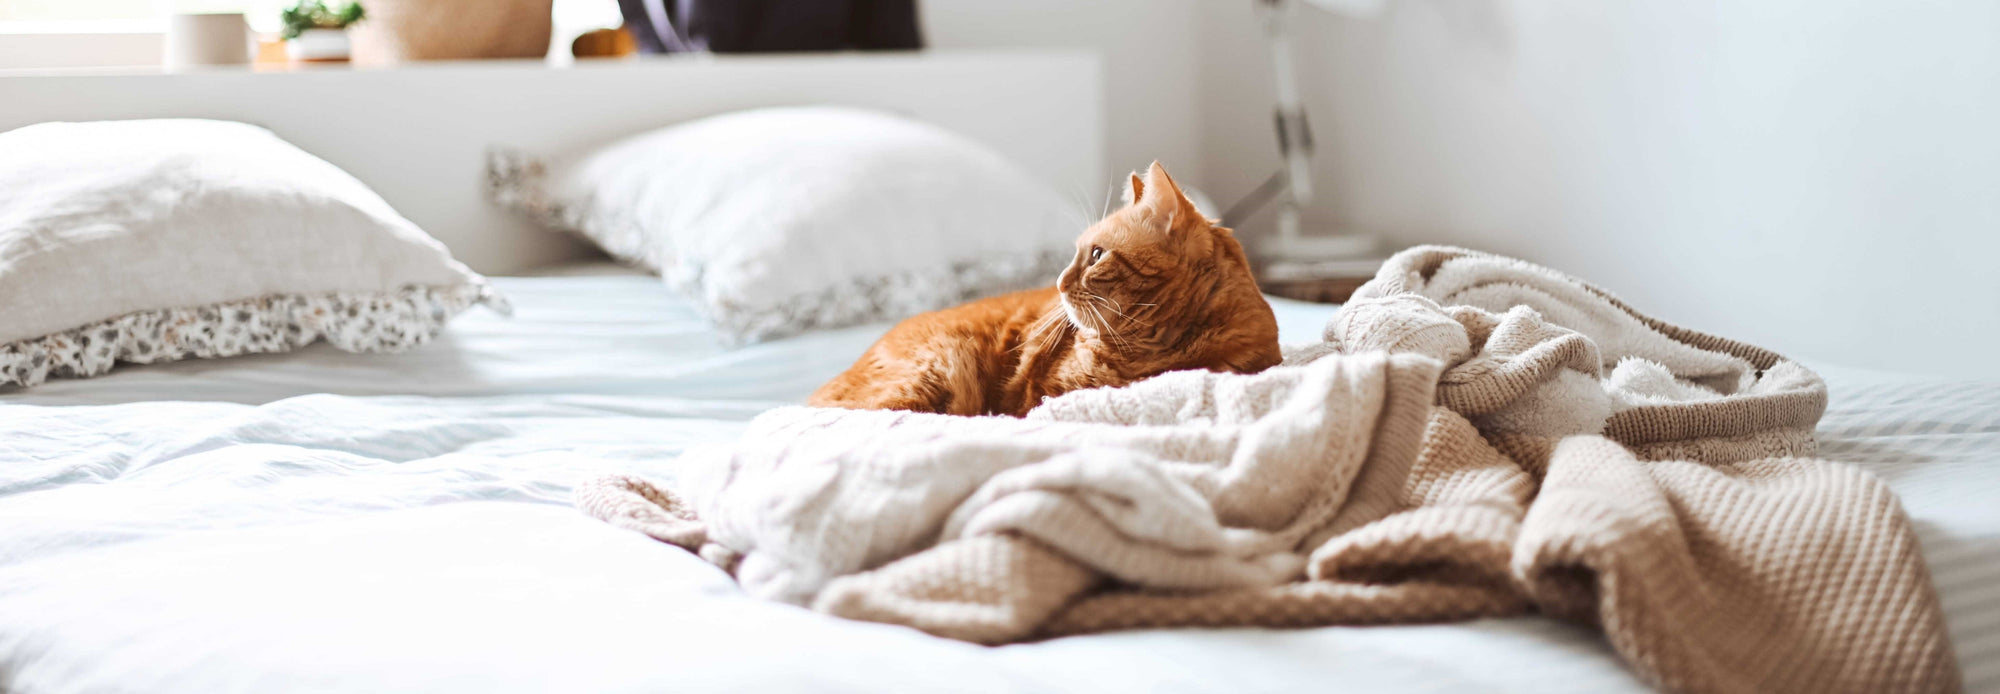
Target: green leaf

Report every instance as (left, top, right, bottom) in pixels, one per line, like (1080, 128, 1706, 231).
(280, 0, 363, 40)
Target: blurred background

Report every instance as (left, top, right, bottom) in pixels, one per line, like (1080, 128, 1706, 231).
(2, 0, 1996, 375)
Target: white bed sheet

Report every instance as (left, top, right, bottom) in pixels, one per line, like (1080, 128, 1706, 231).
(1, 270, 1345, 408)
(0, 270, 1990, 693)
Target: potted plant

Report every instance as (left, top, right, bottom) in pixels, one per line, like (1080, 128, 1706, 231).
(281, 1, 365, 63)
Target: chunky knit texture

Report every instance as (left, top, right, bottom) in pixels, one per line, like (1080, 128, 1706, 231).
(577, 246, 1960, 693)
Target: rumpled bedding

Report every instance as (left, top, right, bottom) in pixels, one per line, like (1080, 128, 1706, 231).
(580, 246, 1961, 693)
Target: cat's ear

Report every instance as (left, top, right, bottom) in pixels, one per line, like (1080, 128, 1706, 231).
(1123, 172, 1146, 207)
(1142, 161, 1183, 203)
(1139, 161, 1200, 230)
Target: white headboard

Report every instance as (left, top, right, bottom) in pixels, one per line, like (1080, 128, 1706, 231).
(0, 50, 1105, 273)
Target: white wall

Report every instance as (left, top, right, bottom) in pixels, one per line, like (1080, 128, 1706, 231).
(923, 0, 1202, 209)
(1192, 1, 1288, 231)
(0, 30, 162, 69)
(1172, 0, 2000, 376)
(935, 0, 2000, 375)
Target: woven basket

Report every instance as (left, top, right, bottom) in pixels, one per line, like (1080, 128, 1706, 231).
(349, 0, 553, 64)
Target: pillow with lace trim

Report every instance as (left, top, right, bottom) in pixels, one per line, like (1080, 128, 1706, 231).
(487, 106, 1080, 344)
(0, 119, 506, 388)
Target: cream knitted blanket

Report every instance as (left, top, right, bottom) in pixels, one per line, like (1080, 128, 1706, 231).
(579, 246, 1960, 693)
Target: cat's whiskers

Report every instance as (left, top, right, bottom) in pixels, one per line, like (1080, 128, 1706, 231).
(1100, 178, 1118, 222)
(1035, 308, 1071, 357)
(1058, 293, 1097, 336)
(1072, 293, 1133, 352)
(1013, 309, 1066, 355)
(1063, 188, 1096, 229)
(1009, 315, 1042, 354)
(1047, 316, 1072, 354)
(1085, 293, 1154, 328)
(1081, 300, 1106, 339)
(1022, 297, 1078, 358)
(1082, 300, 1135, 353)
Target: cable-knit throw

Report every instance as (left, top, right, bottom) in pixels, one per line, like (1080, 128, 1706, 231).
(577, 246, 1961, 693)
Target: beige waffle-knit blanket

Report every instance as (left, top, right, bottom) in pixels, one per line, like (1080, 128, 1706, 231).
(578, 246, 1960, 693)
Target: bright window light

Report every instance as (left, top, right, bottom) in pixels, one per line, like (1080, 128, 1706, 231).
(0, 0, 159, 23)
(1, 0, 622, 37)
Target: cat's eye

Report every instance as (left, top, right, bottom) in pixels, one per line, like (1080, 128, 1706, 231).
(1088, 246, 1104, 265)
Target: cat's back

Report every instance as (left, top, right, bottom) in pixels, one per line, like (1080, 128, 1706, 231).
(931, 285, 1058, 330)
(808, 286, 1057, 413)
(875, 285, 1058, 359)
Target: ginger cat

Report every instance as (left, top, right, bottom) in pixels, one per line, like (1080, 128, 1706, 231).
(810, 161, 1282, 417)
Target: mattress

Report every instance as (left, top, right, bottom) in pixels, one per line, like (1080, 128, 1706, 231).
(0, 270, 1991, 693)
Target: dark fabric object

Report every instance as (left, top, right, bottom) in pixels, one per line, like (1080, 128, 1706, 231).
(618, 0, 922, 54)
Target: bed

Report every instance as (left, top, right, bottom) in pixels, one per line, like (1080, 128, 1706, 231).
(1, 51, 1992, 693)
(0, 265, 1991, 693)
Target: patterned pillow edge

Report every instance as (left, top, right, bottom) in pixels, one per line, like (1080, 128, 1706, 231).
(0, 283, 505, 388)
(703, 247, 1076, 345)
(485, 147, 673, 273)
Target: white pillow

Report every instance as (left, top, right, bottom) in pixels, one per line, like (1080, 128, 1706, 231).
(489, 106, 1082, 343)
(0, 119, 503, 388)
